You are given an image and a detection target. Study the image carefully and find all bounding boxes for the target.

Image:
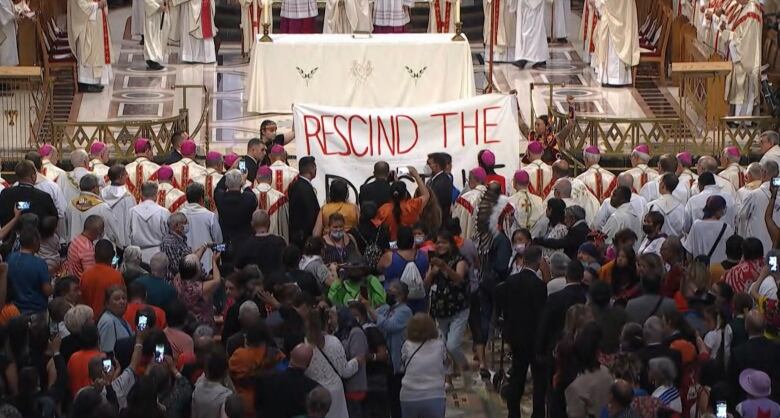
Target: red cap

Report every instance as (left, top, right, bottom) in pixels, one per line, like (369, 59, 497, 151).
(480, 150, 496, 167)
(133, 138, 151, 154)
(514, 169, 530, 185)
(89, 142, 106, 156)
(224, 152, 240, 169)
(181, 139, 197, 156)
(470, 167, 487, 182)
(257, 165, 272, 178)
(206, 151, 223, 162)
(527, 141, 543, 154)
(39, 144, 54, 157)
(157, 165, 173, 180)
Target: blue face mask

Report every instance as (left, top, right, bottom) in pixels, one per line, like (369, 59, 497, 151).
(330, 230, 344, 241)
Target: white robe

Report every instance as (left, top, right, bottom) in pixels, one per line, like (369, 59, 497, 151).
(647, 194, 686, 238)
(253, 183, 290, 242)
(129, 199, 171, 263)
(324, 0, 372, 33)
(132, 0, 145, 37)
(157, 182, 187, 212)
(240, 0, 272, 53)
(89, 159, 109, 184)
(592, 0, 639, 85)
(125, 157, 161, 200)
(57, 167, 93, 208)
(513, 0, 548, 63)
(179, 0, 216, 63)
(65, 192, 121, 244)
(179, 202, 223, 271)
(192, 168, 223, 211)
(521, 159, 553, 198)
(430, 0, 456, 33)
(760, 145, 780, 169)
(737, 183, 780, 254)
(143, 0, 170, 64)
(622, 164, 659, 193)
(603, 202, 641, 246)
(0, 0, 18, 66)
(33, 175, 67, 221)
(544, 0, 568, 39)
(575, 165, 615, 202)
(508, 188, 544, 231)
(718, 163, 746, 192)
(683, 219, 734, 265)
(482, 0, 517, 62)
(691, 175, 740, 203)
(101, 185, 137, 248)
(270, 161, 300, 194)
(67, 0, 114, 85)
(639, 177, 691, 204)
(683, 184, 738, 233)
(42, 161, 66, 184)
(638, 235, 665, 256)
(170, 157, 208, 191)
(593, 193, 646, 231)
(545, 178, 600, 228)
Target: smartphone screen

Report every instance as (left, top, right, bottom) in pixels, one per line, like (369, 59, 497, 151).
(212, 243, 226, 252)
(102, 359, 112, 373)
(770, 256, 779, 273)
(111, 255, 119, 268)
(396, 167, 409, 177)
(238, 160, 247, 173)
(773, 177, 780, 187)
(716, 401, 727, 418)
(16, 201, 30, 210)
(154, 344, 165, 363)
(49, 321, 59, 337)
(137, 315, 148, 332)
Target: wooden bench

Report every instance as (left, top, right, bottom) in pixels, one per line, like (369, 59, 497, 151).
(633, 5, 672, 84)
(35, 19, 77, 91)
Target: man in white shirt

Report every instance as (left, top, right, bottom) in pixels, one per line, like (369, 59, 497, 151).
(759, 130, 780, 169)
(718, 146, 746, 191)
(638, 211, 666, 255)
(692, 155, 739, 201)
(620, 144, 659, 193)
(639, 154, 690, 203)
(508, 169, 544, 231)
(683, 195, 734, 265)
(647, 174, 686, 238)
(737, 160, 780, 253)
(254, 165, 289, 242)
(685, 172, 737, 233)
(676, 151, 698, 189)
(170, 139, 207, 190)
(594, 172, 647, 231)
(39, 144, 66, 184)
(738, 162, 765, 203)
(88, 142, 111, 184)
(521, 141, 553, 197)
(58, 149, 93, 206)
(66, 174, 120, 245)
(269, 145, 299, 195)
(129, 182, 171, 263)
(180, 182, 223, 271)
(603, 185, 641, 247)
(576, 145, 614, 202)
(100, 165, 136, 249)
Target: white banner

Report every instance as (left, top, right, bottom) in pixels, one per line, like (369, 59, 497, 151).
(293, 94, 523, 203)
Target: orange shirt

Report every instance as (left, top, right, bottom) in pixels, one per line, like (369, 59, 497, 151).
(374, 197, 425, 240)
(80, 264, 124, 319)
(67, 349, 102, 395)
(123, 302, 168, 332)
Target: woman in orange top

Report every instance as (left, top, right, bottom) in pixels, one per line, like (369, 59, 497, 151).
(228, 322, 283, 417)
(313, 179, 360, 237)
(373, 167, 430, 241)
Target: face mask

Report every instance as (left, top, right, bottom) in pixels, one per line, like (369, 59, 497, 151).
(642, 224, 654, 235)
(386, 293, 397, 306)
(330, 230, 344, 241)
(514, 244, 525, 254)
(414, 235, 425, 245)
(423, 165, 432, 176)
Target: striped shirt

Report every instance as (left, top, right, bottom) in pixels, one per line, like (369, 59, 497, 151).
(651, 385, 682, 413)
(66, 234, 95, 280)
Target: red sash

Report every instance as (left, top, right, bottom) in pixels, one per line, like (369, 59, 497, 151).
(455, 196, 474, 215)
(433, 0, 451, 33)
(268, 196, 287, 216)
(99, 5, 110, 64)
(258, 191, 268, 210)
(249, 1, 261, 34)
(157, 190, 166, 206)
(640, 171, 648, 188)
(275, 171, 284, 194)
(170, 195, 187, 212)
(594, 170, 603, 200)
(206, 175, 215, 211)
(733, 11, 761, 30)
(202, 0, 214, 38)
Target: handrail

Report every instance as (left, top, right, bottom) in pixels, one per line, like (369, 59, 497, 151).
(176, 84, 211, 151)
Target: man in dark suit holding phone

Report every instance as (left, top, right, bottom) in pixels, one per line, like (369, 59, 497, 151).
(0, 160, 58, 227)
(288, 156, 320, 249)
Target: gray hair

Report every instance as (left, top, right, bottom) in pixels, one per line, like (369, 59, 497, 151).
(554, 179, 572, 198)
(763, 160, 779, 179)
(167, 212, 187, 230)
(699, 156, 718, 173)
(648, 357, 677, 383)
(70, 148, 89, 167)
(141, 181, 158, 200)
(617, 172, 634, 188)
(79, 174, 99, 192)
(583, 150, 600, 164)
(149, 252, 169, 277)
(643, 315, 664, 344)
(565, 205, 586, 222)
(306, 387, 332, 417)
(121, 246, 142, 269)
(549, 252, 570, 277)
(238, 301, 260, 320)
(747, 162, 765, 181)
(225, 169, 243, 191)
(64, 305, 94, 334)
(762, 130, 780, 146)
(193, 325, 215, 339)
(631, 149, 650, 163)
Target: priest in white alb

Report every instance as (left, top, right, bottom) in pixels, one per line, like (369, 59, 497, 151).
(373, 0, 414, 32)
(575, 145, 614, 202)
(129, 181, 171, 263)
(429, 0, 455, 33)
(512, 0, 547, 66)
(67, 0, 114, 92)
(591, 0, 639, 86)
(737, 160, 780, 253)
(143, 0, 169, 70)
(324, 0, 372, 33)
(240, 0, 271, 54)
(254, 166, 289, 241)
(179, 0, 217, 63)
(725, 0, 761, 116)
(101, 165, 136, 249)
(280, 0, 317, 33)
(0, 0, 19, 66)
(545, 0, 568, 41)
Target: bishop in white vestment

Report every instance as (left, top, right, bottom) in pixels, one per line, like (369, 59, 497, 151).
(39, 144, 67, 184)
(125, 138, 161, 200)
(452, 169, 491, 241)
(170, 139, 207, 190)
(324, 0, 372, 33)
(192, 151, 224, 211)
(521, 141, 553, 197)
(240, 0, 271, 54)
(575, 146, 614, 202)
(592, 0, 639, 86)
(129, 183, 171, 263)
(143, 0, 170, 69)
(0, 0, 19, 66)
(67, 0, 114, 89)
(725, 0, 761, 116)
(513, 0, 548, 64)
(155, 166, 187, 212)
(430, 0, 456, 33)
(718, 146, 746, 191)
(88, 142, 110, 184)
(179, 0, 217, 63)
(254, 166, 290, 241)
(269, 146, 300, 194)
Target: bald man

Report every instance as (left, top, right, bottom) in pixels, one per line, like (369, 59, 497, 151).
(738, 161, 780, 253)
(58, 148, 98, 205)
(603, 185, 642, 247)
(545, 160, 599, 227)
(233, 210, 287, 276)
(593, 172, 647, 231)
(738, 162, 764, 203)
(255, 343, 320, 418)
(359, 161, 392, 207)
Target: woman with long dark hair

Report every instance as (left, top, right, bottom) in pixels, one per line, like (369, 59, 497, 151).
(540, 198, 568, 261)
(599, 246, 640, 303)
(373, 167, 430, 241)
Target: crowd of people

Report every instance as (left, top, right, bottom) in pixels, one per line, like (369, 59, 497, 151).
(0, 126, 779, 418)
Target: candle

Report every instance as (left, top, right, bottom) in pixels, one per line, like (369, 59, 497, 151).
(264, 0, 271, 25)
(454, 0, 460, 23)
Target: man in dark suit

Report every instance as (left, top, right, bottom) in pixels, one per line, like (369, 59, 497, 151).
(426, 152, 453, 222)
(288, 156, 320, 249)
(535, 260, 588, 418)
(0, 160, 58, 227)
(241, 138, 266, 183)
(729, 310, 780, 404)
(164, 132, 185, 164)
(255, 342, 320, 418)
(533, 205, 590, 260)
(214, 169, 258, 264)
(495, 245, 548, 418)
(359, 161, 392, 208)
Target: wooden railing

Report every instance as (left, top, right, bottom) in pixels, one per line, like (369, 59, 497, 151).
(0, 66, 53, 159)
(49, 84, 210, 159)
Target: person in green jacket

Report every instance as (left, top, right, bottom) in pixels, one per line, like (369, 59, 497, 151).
(328, 262, 386, 308)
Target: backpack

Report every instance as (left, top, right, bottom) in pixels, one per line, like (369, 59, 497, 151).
(400, 259, 426, 299)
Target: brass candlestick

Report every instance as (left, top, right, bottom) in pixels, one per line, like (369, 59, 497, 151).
(451, 22, 465, 41)
(260, 22, 273, 42)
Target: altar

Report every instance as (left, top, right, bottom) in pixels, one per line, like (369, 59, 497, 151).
(245, 34, 476, 114)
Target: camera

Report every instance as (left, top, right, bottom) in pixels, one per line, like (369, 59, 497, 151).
(137, 315, 148, 332)
(111, 255, 119, 268)
(396, 167, 410, 177)
(16, 201, 30, 211)
(102, 359, 112, 373)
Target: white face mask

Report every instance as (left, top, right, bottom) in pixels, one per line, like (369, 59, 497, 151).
(423, 165, 433, 176)
(414, 235, 425, 245)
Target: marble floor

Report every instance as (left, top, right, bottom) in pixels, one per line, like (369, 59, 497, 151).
(77, 5, 671, 158)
